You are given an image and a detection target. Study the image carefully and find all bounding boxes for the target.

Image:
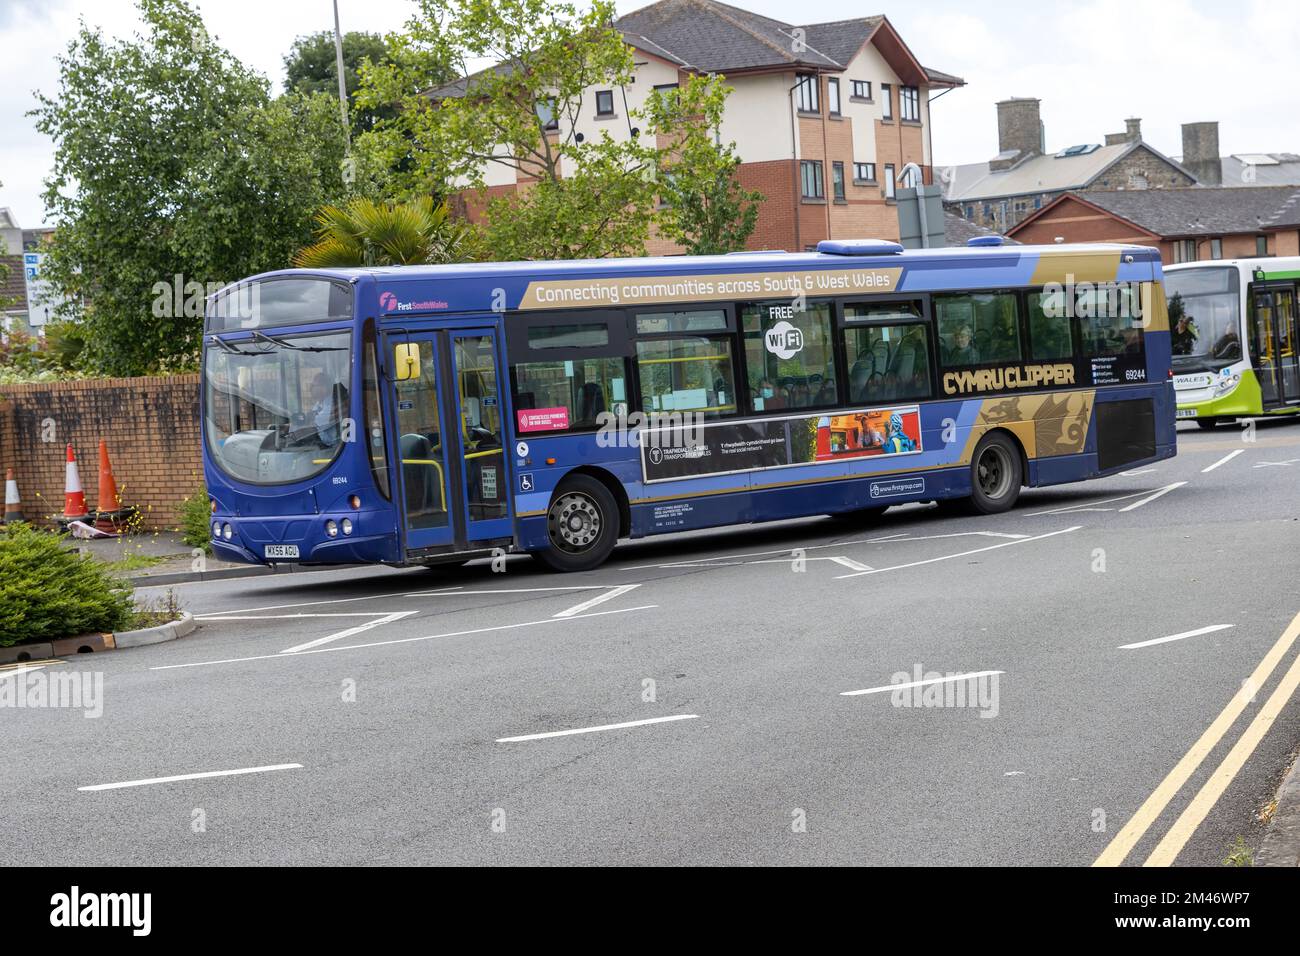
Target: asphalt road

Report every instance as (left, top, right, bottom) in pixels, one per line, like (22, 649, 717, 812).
(4, 419, 1300, 866)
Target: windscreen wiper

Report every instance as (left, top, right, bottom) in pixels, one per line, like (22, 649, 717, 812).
(250, 330, 346, 353)
(208, 333, 258, 355)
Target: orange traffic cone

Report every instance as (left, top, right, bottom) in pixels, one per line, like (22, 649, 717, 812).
(3, 468, 21, 524)
(63, 444, 90, 524)
(94, 439, 122, 532)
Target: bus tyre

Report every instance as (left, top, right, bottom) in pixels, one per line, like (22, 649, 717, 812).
(968, 433, 1022, 515)
(534, 475, 619, 573)
(1196, 418, 1219, 430)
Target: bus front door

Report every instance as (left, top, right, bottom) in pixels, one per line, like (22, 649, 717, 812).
(1252, 286, 1300, 405)
(388, 327, 513, 557)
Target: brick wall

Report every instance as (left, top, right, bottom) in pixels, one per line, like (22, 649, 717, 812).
(0, 374, 202, 529)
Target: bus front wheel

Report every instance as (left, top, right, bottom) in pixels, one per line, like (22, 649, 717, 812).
(967, 433, 1023, 515)
(533, 475, 619, 572)
(1195, 418, 1220, 430)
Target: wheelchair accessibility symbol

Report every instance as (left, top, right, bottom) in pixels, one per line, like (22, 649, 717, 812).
(519, 473, 534, 492)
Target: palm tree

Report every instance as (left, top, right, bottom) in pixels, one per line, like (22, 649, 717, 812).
(292, 196, 467, 267)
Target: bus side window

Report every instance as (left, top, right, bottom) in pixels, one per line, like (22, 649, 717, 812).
(935, 292, 1022, 367)
(1026, 292, 1074, 361)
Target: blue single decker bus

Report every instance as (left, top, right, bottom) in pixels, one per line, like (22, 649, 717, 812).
(201, 238, 1176, 572)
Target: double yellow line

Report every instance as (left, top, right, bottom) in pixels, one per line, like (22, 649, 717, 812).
(1095, 609, 1300, 866)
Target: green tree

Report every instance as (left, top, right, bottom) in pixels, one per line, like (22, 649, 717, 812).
(284, 30, 394, 138)
(31, 0, 351, 375)
(293, 196, 466, 267)
(644, 79, 763, 255)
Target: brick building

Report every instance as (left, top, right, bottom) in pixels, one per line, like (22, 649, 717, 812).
(1005, 186, 1300, 265)
(942, 98, 1195, 234)
(431, 0, 963, 252)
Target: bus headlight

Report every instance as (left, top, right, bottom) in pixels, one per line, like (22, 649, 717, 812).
(222, 523, 233, 540)
(1214, 373, 1241, 396)
(340, 518, 353, 536)
(325, 519, 339, 538)
(212, 521, 221, 537)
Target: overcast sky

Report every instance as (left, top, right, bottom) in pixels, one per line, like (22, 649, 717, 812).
(2, 0, 1297, 228)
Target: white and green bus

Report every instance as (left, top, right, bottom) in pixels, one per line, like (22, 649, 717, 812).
(1166, 257, 1300, 428)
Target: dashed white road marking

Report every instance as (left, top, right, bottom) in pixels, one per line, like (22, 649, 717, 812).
(1201, 449, 1244, 473)
(281, 611, 419, 654)
(1119, 624, 1235, 651)
(835, 526, 1081, 580)
(554, 584, 641, 618)
(1117, 482, 1187, 512)
(149, 605, 658, 671)
(841, 670, 1004, 697)
(79, 763, 302, 792)
(496, 714, 699, 743)
(1119, 468, 1158, 477)
(1254, 459, 1300, 468)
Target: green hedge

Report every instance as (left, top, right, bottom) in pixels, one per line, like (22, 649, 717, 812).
(180, 486, 213, 555)
(0, 524, 135, 646)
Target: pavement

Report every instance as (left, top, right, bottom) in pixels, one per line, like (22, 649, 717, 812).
(5, 419, 1300, 866)
(69, 531, 332, 587)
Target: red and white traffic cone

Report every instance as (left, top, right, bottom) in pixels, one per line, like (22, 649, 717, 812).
(94, 439, 124, 532)
(3, 468, 21, 524)
(62, 444, 90, 525)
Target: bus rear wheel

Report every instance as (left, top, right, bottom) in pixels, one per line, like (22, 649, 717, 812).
(967, 433, 1022, 515)
(533, 475, 619, 573)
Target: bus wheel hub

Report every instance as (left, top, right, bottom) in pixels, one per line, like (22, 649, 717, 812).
(552, 493, 601, 551)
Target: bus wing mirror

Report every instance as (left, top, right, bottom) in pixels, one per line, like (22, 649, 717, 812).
(394, 342, 420, 381)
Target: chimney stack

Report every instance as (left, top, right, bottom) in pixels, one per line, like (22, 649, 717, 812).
(1125, 117, 1142, 142)
(1182, 121, 1222, 185)
(992, 98, 1042, 170)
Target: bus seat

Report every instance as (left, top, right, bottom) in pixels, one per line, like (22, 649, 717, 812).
(578, 382, 605, 424)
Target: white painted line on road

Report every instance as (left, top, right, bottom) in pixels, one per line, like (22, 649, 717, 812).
(79, 763, 302, 792)
(496, 714, 699, 743)
(620, 530, 1026, 571)
(1117, 482, 1187, 512)
(1119, 468, 1158, 477)
(1119, 624, 1234, 651)
(1095, 608, 1300, 867)
(404, 585, 609, 597)
(0, 663, 49, 680)
(1254, 459, 1300, 468)
(281, 610, 419, 654)
(1201, 449, 1244, 473)
(199, 586, 463, 617)
(198, 613, 394, 620)
(835, 526, 1082, 580)
(841, 671, 1004, 697)
(1145, 644, 1300, 866)
(149, 605, 659, 671)
(553, 584, 640, 618)
(829, 556, 874, 572)
(1027, 486, 1176, 516)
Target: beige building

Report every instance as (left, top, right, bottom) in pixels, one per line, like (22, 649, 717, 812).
(432, 0, 963, 252)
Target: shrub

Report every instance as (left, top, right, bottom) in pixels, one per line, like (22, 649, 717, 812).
(179, 486, 213, 554)
(0, 524, 136, 646)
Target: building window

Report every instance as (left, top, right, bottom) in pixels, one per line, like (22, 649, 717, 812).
(595, 90, 615, 117)
(883, 163, 896, 200)
(1257, 235, 1269, 256)
(827, 78, 841, 116)
(535, 99, 558, 131)
(1211, 238, 1223, 259)
(854, 162, 876, 182)
(900, 86, 920, 122)
(880, 84, 893, 121)
(795, 73, 819, 113)
(800, 160, 824, 199)
(851, 79, 872, 100)
(1174, 239, 1197, 263)
(832, 162, 845, 201)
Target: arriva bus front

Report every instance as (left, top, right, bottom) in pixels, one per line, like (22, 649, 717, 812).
(202, 239, 1176, 573)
